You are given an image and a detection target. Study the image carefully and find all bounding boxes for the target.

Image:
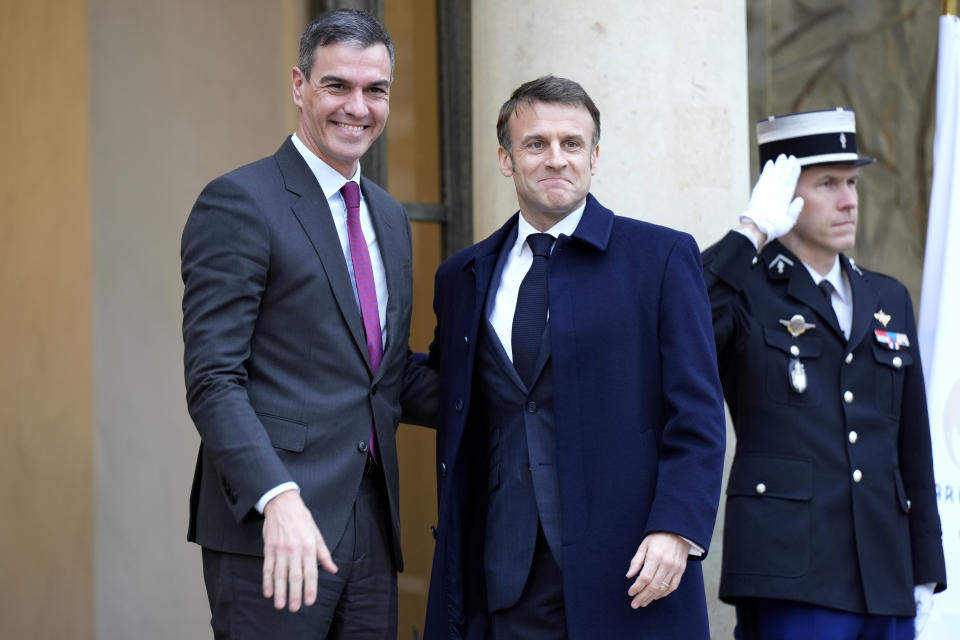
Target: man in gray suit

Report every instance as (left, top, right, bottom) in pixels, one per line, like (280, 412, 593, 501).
(181, 9, 433, 639)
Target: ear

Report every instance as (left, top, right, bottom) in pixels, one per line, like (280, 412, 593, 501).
(291, 67, 307, 109)
(498, 146, 514, 178)
(590, 144, 600, 175)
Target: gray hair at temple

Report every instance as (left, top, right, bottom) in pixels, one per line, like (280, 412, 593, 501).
(297, 9, 395, 80)
(496, 75, 601, 154)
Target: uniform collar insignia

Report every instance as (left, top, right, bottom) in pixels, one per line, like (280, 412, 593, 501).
(847, 257, 863, 276)
(780, 314, 816, 337)
(874, 309, 891, 327)
(768, 253, 795, 275)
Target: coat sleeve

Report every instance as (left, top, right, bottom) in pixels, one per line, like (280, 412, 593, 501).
(701, 230, 759, 356)
(895, 285, 948, 591)
(644, 233, 727, 555)
(181, 174, 293, 521)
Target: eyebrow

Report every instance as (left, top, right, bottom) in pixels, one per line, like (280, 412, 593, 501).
(316, 74, 391, 88)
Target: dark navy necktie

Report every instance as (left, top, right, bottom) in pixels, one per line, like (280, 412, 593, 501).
(818, 279, 841, 331)
(512, 233, 554, 386)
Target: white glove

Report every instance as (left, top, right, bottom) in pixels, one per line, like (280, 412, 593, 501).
(740, 154, 804, 242)
(914, 583, 935, 637)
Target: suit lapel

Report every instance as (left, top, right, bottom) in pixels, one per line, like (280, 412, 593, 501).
(276, 138, 370, 369)
(363, 178, 402, 381)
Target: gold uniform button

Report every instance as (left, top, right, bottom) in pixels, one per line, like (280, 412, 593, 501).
(845, 353, 853, 364)
(848, 430, 858, 444)
(852, 469, 863, 483)
(844, 390, 854, 403)
(892, 356, 903, 368)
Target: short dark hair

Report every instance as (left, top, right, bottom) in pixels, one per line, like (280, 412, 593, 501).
(496, 75, 601, 152)
(298, 9, 394, 80)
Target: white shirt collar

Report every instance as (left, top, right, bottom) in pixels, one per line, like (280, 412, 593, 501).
(803, 256, 849, 304)
(512, 202, 586, 253)
(291, 132, 361, 197)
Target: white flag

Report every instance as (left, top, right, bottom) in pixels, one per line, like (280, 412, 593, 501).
(917, 11, 960, 640)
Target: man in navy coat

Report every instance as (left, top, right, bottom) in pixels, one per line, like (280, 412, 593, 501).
(704, 109, 947, 639)
(423, 75, 727, 639)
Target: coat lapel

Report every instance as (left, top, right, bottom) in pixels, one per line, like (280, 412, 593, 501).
(276, 138, 370, 369)
(843, 256, 878, 349)
(762, 240, 845, 340)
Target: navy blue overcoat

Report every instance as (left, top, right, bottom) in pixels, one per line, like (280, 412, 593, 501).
(423, 195, 727, 639)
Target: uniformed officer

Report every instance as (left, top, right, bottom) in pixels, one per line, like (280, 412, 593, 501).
(703, 108, 947, 640)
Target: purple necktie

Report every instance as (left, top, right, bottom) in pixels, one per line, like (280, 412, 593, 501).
(341, 180, 382, 463)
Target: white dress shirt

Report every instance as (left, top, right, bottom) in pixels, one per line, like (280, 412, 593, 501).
(256, 134, 389, 514)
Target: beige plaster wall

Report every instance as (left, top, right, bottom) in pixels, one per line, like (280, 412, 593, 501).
(87, 1, 304, 637)
(471, 2, 749, 637)
(0, 1, 94, 637)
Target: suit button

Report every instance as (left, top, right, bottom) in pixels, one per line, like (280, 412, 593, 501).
(371, 384, 378, 395)
(790, 345, 800, 356)
(464, 335, 469, 345)
(527, 401, 537, 413)
(852, 469, 863, 483)
(843, 390, 854, 403)
(848, 430, 858, 444)
(440, 462, 447, 477)
(358, 440, 368, 453)
(845, 352, 854, 364)
(454, 398, 463, 411)
(430, 525, 438, 539)
(755, 483, 766, 495)
(892, 356, 903, 368)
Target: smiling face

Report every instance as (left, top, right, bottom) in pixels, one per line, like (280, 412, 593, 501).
(498, 100, 599, 231)
(292, 41, 391, 178)
(781, 163, 860, 273)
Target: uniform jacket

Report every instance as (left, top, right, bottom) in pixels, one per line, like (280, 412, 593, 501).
(181, 137, 434, 566)
(423, 194, 727, 639)
(703, 231, 947, 615)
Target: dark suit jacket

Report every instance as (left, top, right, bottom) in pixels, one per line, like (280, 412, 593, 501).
(181, 137, 434, 567)
(704, 231, 946, 615)
(423, 194, 727, 640)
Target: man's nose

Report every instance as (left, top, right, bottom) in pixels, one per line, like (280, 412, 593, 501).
(544, 142, 567, 168)
(343, 88, 369, 118)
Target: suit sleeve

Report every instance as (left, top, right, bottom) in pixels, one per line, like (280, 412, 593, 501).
(181, 175, 293, 522)
(896, 286, 948, 591)
(644, 233, 727, 556)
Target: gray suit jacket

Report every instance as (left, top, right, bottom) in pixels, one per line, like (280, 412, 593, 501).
(181, 137, 434, 568)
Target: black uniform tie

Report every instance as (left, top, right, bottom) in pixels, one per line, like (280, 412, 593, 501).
(512, 233, 554, 386)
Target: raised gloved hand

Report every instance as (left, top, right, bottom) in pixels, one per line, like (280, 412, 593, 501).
(915, 583, 935, 637)
(739, 153, 804, 243)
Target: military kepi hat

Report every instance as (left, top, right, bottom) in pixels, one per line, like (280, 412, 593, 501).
(757, 108, 876, 167)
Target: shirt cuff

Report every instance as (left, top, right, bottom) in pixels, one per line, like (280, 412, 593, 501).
(681, 536, 704, 557)
(255, 482, 300, 514)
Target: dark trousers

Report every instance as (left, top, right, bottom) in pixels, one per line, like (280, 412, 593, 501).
(202, 461, 397, 639)
(487, 523, 567, 640)
(735, 599, 913, 640)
